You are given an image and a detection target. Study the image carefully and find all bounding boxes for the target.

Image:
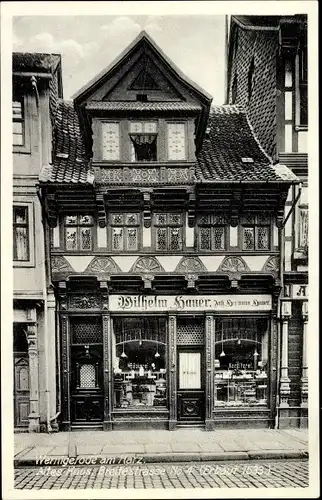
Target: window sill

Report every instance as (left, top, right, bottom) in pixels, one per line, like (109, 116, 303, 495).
(13, 145, 31, 155)
(13, 261, 35, 268)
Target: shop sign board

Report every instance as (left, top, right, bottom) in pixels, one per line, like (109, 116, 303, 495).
(109, 294, 272, 312)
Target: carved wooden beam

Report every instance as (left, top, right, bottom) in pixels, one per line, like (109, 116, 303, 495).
(187, 191, 196, 228)
(230, 188, 242, 227)
(143, 190, 151, 229)
(96, 193, 106, 228)
(185, 274, 197, 289)
(276, 189, 289, 228)
(46, 193, 58, 228)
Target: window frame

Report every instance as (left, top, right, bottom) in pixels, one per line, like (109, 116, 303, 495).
(152, 212, 185, 252)
(12, 92, 31, 154)
(128, 120, 159, 163)
(63, 215, 94, 252)
(240, 215, 272, 252)
(295, 45, 308, 130)
(197, 214, 229, 252)
(13, 202, 35, 267)
(108, 212, 141, 253)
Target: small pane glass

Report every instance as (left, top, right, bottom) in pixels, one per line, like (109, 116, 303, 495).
(65, 215, 77, 225)
(127, 228, 138, 251)
(143, 122, 157, 133)
(243, 227, 254, 250)
(200, 227, 211, 250)
(156, 228, 167, 250)
(112, 227, 123, 250)
(170, 228, 182, 251)
(13, 101, 22, 118)
(169, 214, 182, 225)
(14, 207, 27, 224)
(126, 214, 138, 226)
(80, 215, 93, 225)
(80, 228, 92, 250)
(213, 226, 225, 250)
(155, 214, 167, 226)
(65, 227, 77, 250)
(198, 214, 211, 225)
(111, 214, 123, 225)
(257, 227, 269, 250)
(80, 364, 96, 388)
(129, 122, 143, 133)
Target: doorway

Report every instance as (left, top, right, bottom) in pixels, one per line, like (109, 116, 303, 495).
(177, 348, 205, 423)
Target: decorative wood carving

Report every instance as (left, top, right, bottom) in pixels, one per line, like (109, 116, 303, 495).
(230, 188, 242, 227)
(60, 314, 70, 423)
(131, 256, 164, 273)
(205, 315, 214, 423)
(69, 295, 101, 309)
(185, 274, 197, 289)
(175, 256, 206, 273)
(143, 190, 151, 228)
(276, 189, 288, 228)
(58, 281, 67, 310)
(218, 256, 250, 273)
(85, 256, 120, 274)
(102, 314, 111, 426)
(262, 256, 280, 274)
(46, 193, 58, 228)
(51, 256, 74, 274)
(188, 191, 196, 228)
(99, 281, 109, 311)
(96, 193, 106, 228)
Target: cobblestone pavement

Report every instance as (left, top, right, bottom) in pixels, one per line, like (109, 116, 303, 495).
(14, 459, 308, 489)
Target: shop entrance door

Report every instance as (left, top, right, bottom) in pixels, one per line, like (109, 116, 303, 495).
(177, 348, 205, 423)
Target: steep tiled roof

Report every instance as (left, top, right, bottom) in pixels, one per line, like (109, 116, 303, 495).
(39, 100, 93, 184)
(13, 52, 61, 73)
(196, 105, 298, 183)
(86, 101, 202, 112)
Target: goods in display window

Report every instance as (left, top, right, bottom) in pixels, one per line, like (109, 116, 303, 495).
(214, 317, 269, 407)
(112, 317, 167, 409)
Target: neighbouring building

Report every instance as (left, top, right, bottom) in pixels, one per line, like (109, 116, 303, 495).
(13, 52, 63, 431)
(226, 15, 308, 427)
(37, 31, 298, 431)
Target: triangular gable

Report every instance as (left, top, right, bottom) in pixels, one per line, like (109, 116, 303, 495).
(129, 68, 159, 90)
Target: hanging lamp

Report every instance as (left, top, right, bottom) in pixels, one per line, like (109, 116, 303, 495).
(120, 324, 127, 358)
(219, 322, 226, 357)
(155, 328, 160, 358)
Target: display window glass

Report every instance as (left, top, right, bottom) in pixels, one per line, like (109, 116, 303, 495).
(112, 317, 167, 409)
(214, 318, 269, 408)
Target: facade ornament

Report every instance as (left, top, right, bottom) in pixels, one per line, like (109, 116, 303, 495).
(69, 295, 101, 309)
(301, 301, 309, 407)
(218, 256, 250, 273)
(175, 256, 206, 273)
(85, 256, 120, 274)
(96, 193, 106, 228)
(51, 256, 74, 273)
(46, 193, 58, 228)
(187, 191, 196, 228)
(143, 275, 153, 289)
(230, 188, 242, 227)
(131, 256, 164, 273)
(262, 256, 280, 274)
(143, 189, 152, 228)
(185, 274, 197, 289)
(280, 300, 292, 407)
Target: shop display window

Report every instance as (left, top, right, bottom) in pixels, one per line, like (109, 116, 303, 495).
(214, 318, 269, 408)
(112, 317, 167, 409)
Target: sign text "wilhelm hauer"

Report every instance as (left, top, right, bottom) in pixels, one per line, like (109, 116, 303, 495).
(109, 295, 272, 312)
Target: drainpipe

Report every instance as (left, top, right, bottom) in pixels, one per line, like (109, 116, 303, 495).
(275, 182, 302, 429)
(32, 76, 52, 432)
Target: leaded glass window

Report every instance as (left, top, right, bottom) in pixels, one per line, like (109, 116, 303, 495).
(242, 214, 271, 251)
(167, 123, 186, 160)
(64, 215, 93, 251)
(110, 213, 139, 251)
(13, 206, 29, 261)
(154, 213, 183, 251)
(129, 121, 158, 162)
(102, 122, 120, 160)
(198, 214, 227, 251)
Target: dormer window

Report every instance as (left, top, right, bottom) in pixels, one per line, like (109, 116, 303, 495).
(130, 121, 157, 162)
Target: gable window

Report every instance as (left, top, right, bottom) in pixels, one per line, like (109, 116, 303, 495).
(13, 99, 24, 146)
(242, 214, 271, 251)
(129, 121, 157, 161)
(102, 122, 120, 160)
(110, 213, 140, 251)
(13, 206, 29, 261)
(154, 213, 183, 251)
(198, 214, 228, 251)
(167, 123, 186, 160)
(64, 215, 93, 251)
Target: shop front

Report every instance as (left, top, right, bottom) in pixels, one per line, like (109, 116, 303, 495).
(59, 290, 276, 431)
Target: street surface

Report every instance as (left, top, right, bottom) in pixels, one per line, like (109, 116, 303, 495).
(15, 459, 308, 489)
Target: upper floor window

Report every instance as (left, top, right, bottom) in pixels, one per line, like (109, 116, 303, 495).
(13, 206, 29, 261)
(242, 214, 271, 251)
(298, 207, 308, 250)
(167, 123, 186, 160)
(110, 213, 140, 251)
(198, 214, 228, 251)
(130, 121, 157, 161)
(64, 215, 93, 251)
(102, 122, 120, 161)
(154, 213, 183, 251)
(12, 100, 24, 146)
(296, 43, 308, 128)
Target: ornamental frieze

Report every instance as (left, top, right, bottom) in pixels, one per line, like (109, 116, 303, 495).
(218, 256, 250, 273)
(131, 256, 164, 273)
(175, 256, 207, 273)
(85, 256, 121, 274)
(51, 256, 75, 273)
(69, 295, 101, 309)
(262, 256, 280, 274)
